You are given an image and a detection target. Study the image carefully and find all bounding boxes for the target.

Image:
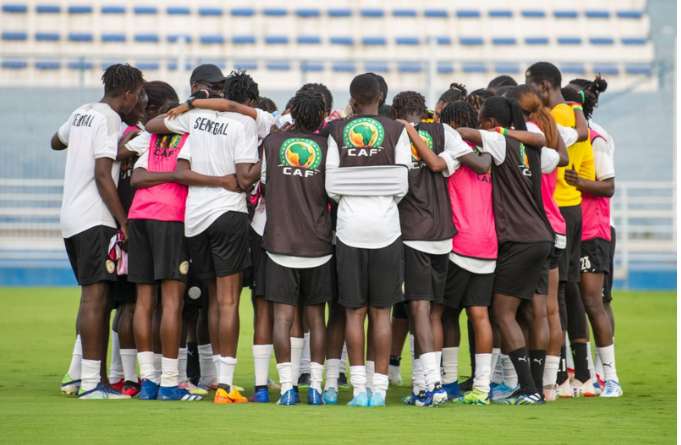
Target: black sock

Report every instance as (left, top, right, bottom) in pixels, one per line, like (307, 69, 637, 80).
(389, 355, 401, 367)
(186, 342, 200, 384)
(509, 347, 536, 395)
(468, 320, 476, 376)
(557, 346, 568, 385)
(255, 385, 267, 391)
(529, 350, 547, 392)
(571, 342, 591, 383)
(217, 383, 231, 393)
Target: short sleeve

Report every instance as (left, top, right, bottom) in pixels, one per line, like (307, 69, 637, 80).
(260, 153, 267, 184)
(479, 131, 507, 165)
(163, 112, 192, 134)
(557, 125, 578, 147)
(233, 124, 259, 164)
(125, 131, 151, 155)
(541, 148, 560, 174)
(177, 142, 191, 162)
(134, 149, 149, 170)
(57, 116, 71, 145)
(592, 137, 615, 180)
(255, 108, 276, 141)
(93, 113, 120, 160)
(395, 129, 412, 169)
(441, 124, 473, 177)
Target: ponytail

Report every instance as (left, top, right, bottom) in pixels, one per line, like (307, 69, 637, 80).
(506, 85, 558, 149)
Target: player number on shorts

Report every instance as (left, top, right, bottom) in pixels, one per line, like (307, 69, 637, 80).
(580, 256, 591, 271)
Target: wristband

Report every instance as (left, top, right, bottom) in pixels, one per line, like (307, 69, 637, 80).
(496, 127, 507, 136)
(186, 99, 195, 110)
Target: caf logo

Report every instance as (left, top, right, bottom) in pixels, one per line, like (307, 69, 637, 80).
(179, 261, 189, 275)
(519, 143, 530, 169)
(106, 260, 115, 274)
(411, 130, 433, 162)
(279, 138, 322, 170)
(343, 118, 385, 148)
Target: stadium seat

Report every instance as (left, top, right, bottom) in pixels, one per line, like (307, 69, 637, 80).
(231, 8, 255, 16)
(35, 61, 60, 70)
(35, 33, 59, 41)
(2, 32, 27, 41)
(393, 9, 416, 17)
(365, 63, 389, 73)
(102, 34, 126, 42)
(167, 61, 194, 71)
(167, 7, 190, 15)
(561, 63, 586, 75)
(135, 34, 159, 43)
(133, 7, 158, 14)
(67, 6, 92, 14)
(462, 62, 488, 73)
(397, 63, 422, 73)
(437, 64, 454, 74)
(625, 63, 651, 75)
(264, 8, 287, 16)
(233, 61, 257, 71)
(68, 33, 93, 42)
(296, 8, 320, 17)
(495, 63, 520, 74)
(68, 60, 93, 70)
(332, 62, 355, 72)
(489, 10, 513, 17)
(137, 62, 160, 71)
(301, 62, 324, 72)
(2, 60, 28, 68)
(167, 35, 193, 43)
(593, 64, 620, 75)
(2, 4, 27, 13)
(36, 5, 60, 13)
(265, 36, 289, 44)
(198, 7, 222, 16)
(101, 6, 125, 14)
(266, 62, 291, 71)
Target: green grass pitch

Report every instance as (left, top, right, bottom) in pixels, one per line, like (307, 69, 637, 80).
(0, 288, 675, 444)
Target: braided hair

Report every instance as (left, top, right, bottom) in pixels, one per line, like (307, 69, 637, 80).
(224, 69, 259, 104)
(301, 83, 333, 115)
(439, 100, 477, 129)
(463, 92, 486, 113)
(101, 63, 144, 96)
(289, 89, 326, 133)
(568, 75, 608, 120)
(437, 83, 468, 106)
(391, 91, 427, 121)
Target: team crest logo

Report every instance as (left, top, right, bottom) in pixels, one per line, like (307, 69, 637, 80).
(519, 143, 530, 169)
(343, 118, 385, 148)
(179, 261, 189, 275)
(279, 138, 322, 170)
(106, 260, 115, 274)
(411, 130, 433, 162)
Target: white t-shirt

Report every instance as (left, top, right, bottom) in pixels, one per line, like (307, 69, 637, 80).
(165, 109, 259, 237)
(326, 128, 412, 249)
(58, 102, 122, 238)
(449, 253, 496, 274)
(405, 123, 473, 255)
(480, 130, 560, 174)
(124, 130, 151, 157)
(251, 109, 277, 235)
(590, 121, 616, 228)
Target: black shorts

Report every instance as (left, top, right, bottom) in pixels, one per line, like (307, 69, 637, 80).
(494, 241, 553, 300)
(392, 301, 408, 320)
(183, 263, 206, 308)
(250, 230, 267, 298)
(336, 237, 404, 308)
(403, 245, 449, 303)
(580, 238, 611, 274)
(128, 219, 190, 284)
(64, 225, 117, 286)
(603, 227, 616, 303)
(187, 211, 251, 280)
(444, 261, 494, 308)
(113, 275, 137, 303)
(265, 256, 336, 306)
(536, 247, 563, 296)
(558, 205, 582, 283)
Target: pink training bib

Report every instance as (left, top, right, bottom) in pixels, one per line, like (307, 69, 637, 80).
(542, 169, 566, 236)
(581, 130, 611, 241)
(128, 133, 189, 222)
(448, 142, 497, 260)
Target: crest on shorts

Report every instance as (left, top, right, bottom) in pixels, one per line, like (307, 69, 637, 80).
(279, 138, 322, 171)
(343, 118, 385, 148)
(106, 260, 115, 274)
(411, 130, 433, 162)
(179, 261, 189, 275)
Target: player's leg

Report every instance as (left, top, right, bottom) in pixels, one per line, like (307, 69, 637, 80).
(456, 306, 493, 405)
(366, 306, 391, 407)
(214, 272, 245, 402)
(119, 302, 140, 396)
(152, 302, 163, 385)
(544, 263, 563, 401)
(134, 283, 159, 399)
(108, 307, 124, 388)
(304, 302, 327, 405)
(298, 322, 312, 387)
(251, 295, 275, 401)
(519, 293, 549, 399)
(272, 301, 296, 405)
(566, 281, 593, 396)
(389, 302, 409, 385)
(345, 306, 369, 406)
(440, 306, 462, 399)
(323, 298, 345, 403)
(290, 302, 305, 401)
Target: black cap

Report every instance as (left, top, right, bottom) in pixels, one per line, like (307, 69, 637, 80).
(190, 64, 226, 84)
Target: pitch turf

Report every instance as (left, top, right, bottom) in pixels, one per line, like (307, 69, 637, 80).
(0, 288, 675, 444)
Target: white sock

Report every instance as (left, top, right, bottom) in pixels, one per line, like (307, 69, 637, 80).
(491, 348, 501, 380)
(473, 353, 492, 393)
(594, 346, 604, 382)
(412, 358, 426, 395)
(218, 356, 237, 389)
(340, 343, 348, 373)
(81, 359, 101, 392)
(67, 335, 82, 380)
(153, 353, 162, 384)
(138, 351, 157, 383)
(420, 352, 441, 389)
(365, 360, 375, 392)
(493, 353, 505, 384)
(373, 373, 389, 398)
(310, 362, 324, 393)
(587, 341, 596, 380)
(566, 333, 574, 370)
(178, 348, 188, 383)
(324, 358, 340, 391)
(409, 334, 415, 362)
(435, 350, 442, 376)
(198, 344, 215, 383)
(108, 331, 123, 382)
(212, 355, 220, 382)
(388, 364, 400, 377)
(349, 365, 367, 397)
(543, 355, 560, 390)
(291, 337, 305, 386)
(120, 349, 138, 382)
(277, 362, 293, 393)
(441, 347, 459, 384)
(253, 344, 273, 387)
(596, 345, 618, 382)
(502, 354, 518, 388)
(300, 332, 311, 375)
(161, 357, 179, 387)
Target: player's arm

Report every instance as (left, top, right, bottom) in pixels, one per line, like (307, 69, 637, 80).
(459, 152, 492, 175)
(117, 129, 141, 160)
(396, 119, 447, 172)
(235, 162, 262, 190)
(130, 168, 174, 189)
(172, 159, 242, 192)
(166, 99, 257, 120)
(498, 128, 546, 150)
(564, 173, 614, 197)
(51, 118, 71, 150)
(95, 157, 128, 242)
(572, 103, 588, 142)
(144, 114, 172, 134)
(51, 132, 68, 150)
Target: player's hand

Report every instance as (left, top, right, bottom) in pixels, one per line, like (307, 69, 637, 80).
(564, 168, 581, 187)
(120, 223, 129, 252)
(395, 119, 409, 126)
(270, 122, 294, 135)
(166, 103, 189, 120)
(219, 174, 243, 193)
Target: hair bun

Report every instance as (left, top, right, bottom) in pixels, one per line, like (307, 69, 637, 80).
(449, 83, 467, 96)
(592, 75, 608, 94)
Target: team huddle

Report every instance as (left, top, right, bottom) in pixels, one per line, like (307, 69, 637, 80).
(52, 60, 622, 407)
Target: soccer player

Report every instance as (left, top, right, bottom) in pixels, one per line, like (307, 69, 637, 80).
(526, 62, 596, 398)
(146, 84, 261, 404)
(260, 89, 333, 406)
(325, 74, 411, 407)
(487, 75, 518, 94)
(563, 81, 622, 397)
(391, 91, 477, 407)
(388, 302, 409, 386)
(432, 83, 468, 123)
(456, 96, 560, 405)
(506, 85, 572, 401)
(52, 63, 144, 399)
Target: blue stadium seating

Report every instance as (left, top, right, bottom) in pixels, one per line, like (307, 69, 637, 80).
(134, 34, 159, 43)
(301, 62, 324, 71)
(297, 36, 321, 45)
(266, 62, 291, 71)
(101, 6, 125, 14)
(68, 33, 93, 42)
(198, 8, 221, 16)
(393, 9, 416, 17)
(35, 61, 60, 70)
(265, 36, 289, 44)
(133, 7, 157, 15)
(232, 36, 256, 44)
(102, 33, 126, 42)
(2, 60, 27, 69)
(3, 4, 27, 13)
(2, 32, 27, 41)
(68, 6, 92, 14)
(365, 63, 389, 73)
(35, 33, 59, 41)
(36, 5, 60, 13)
(332, 62, 355, 72)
